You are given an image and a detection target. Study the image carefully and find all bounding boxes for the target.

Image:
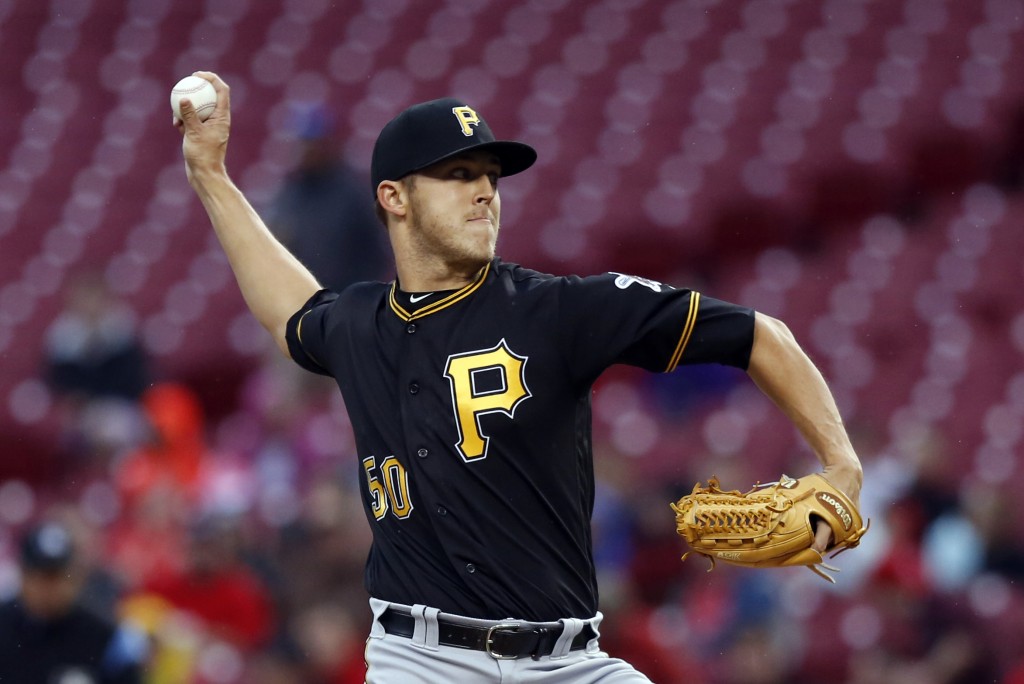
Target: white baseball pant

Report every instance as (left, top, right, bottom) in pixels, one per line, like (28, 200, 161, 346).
(364, 598, 653, 683)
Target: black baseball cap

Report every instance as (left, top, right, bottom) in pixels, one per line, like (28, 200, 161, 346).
(370, 97, 537, 192)
(20, 522, 75, 571)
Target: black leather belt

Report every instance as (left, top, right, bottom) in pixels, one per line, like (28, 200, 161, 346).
(379, 607, 597, 660)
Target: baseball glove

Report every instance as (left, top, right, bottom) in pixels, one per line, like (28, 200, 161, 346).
(670, 473, 868, 583)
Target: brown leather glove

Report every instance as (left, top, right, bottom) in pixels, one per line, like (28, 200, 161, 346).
(671, 473, 869, 583)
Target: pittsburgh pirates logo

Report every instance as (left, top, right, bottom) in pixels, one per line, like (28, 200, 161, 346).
(452, 106, 481, 137)
(444, 339, 531, 462)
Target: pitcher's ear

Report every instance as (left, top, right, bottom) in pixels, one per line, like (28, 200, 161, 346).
(376, 180, 408, 218)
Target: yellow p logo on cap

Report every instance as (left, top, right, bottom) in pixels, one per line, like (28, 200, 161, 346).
(452, 106, 480, 137)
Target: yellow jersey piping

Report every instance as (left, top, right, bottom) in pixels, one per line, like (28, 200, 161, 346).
(296, 309, 329, 371)
(666, 291, 700, 372)
(388, 262, 491, 322)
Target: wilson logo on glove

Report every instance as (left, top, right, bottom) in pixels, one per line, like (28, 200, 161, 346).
(816, 492, 853, 530)
(670, 473, 869, 583)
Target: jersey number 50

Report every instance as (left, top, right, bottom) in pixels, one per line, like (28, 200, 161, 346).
(363, 455, 413, 520)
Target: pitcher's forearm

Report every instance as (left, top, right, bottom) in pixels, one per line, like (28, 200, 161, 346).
(192, 169, 320, 352)
(747, 313, 863, 478)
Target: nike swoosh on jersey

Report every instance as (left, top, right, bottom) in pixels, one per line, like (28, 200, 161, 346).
(409, 293, 434, 303)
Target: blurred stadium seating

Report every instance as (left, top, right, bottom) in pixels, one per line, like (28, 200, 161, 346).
(2, 0, 1022, 479)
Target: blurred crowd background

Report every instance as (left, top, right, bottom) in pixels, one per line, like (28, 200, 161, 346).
(2, 0, 1024, 682)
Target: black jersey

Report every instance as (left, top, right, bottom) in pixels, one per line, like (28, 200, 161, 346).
(285, 259, 754, 622)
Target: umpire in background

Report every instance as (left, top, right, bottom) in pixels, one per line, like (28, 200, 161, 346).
(0, 522, 146, 684)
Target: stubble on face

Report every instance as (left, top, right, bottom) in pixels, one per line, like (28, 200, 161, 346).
(404, 161, 502, 273)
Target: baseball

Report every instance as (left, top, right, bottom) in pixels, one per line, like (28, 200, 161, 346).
(170, 75, 217, 122)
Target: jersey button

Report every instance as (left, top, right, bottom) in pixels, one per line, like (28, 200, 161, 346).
(465, 563, 476, 574)
(406, 323, 417, 334)
(417, 448, 429, 458)
(437, 505, 447, 516)
(408, 382, 419, 395)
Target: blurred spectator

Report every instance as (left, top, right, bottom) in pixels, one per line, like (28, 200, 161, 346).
(846, 599, 999, 684)
(0, 522, 146, 684)
(63, 398, 151, 481)
(140, 513, 275, 651)
(44, 271, 151, 402)
(921, 510, 984, 591)
(719, 624, 795, 684)
(598, 590, 700, 684)
(244, 648, 306, 684)
(903, 430, 960, 526)
(627, 482, 693, 606)
(291, 601, 367, 683)
(267, 102, 389, 292)
(643, 364, 745, 418)
(869, 495, 931, 596)
(106, 482, 190, 589)
(115, 382, 212, 506)
(46, 503, 132, 622)
(43, 272, 153, 483)
(228, 347, 352, 489)
(275, 476, 370, 618)
(971, 488, 1024, 582)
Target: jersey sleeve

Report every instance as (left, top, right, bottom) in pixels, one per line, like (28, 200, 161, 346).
(285, 289, 340, 376)
(557, 272, 755, 381)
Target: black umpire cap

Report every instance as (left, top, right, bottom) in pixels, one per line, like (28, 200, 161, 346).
(20, 522, 75, 571)
(370, 97, 537, 192)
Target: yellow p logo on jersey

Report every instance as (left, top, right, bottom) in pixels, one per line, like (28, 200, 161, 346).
(452, 106, 481, 137)
(444, 339, 531, 462)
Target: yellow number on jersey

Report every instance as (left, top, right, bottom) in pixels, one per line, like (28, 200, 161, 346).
(363, 455, 413, 520)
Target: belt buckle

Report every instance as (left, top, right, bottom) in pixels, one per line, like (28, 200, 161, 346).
(484, 623, 522, 660)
